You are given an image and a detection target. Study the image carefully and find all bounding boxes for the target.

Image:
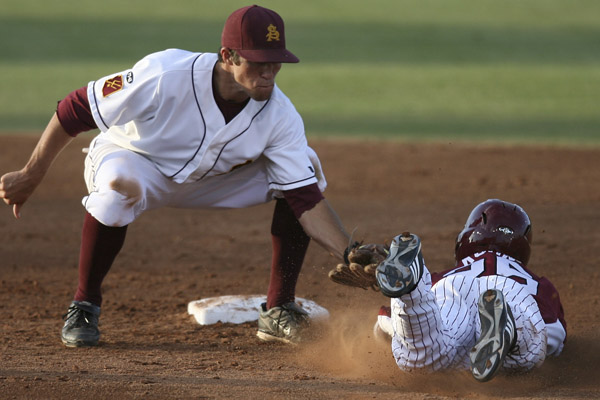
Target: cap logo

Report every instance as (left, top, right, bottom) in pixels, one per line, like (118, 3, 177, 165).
(265, 24, 280, 42)
(102, 75, 123, 97)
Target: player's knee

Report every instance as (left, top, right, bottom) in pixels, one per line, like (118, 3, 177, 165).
(109, 177, 142, 208)
(84, 178, 143, 227)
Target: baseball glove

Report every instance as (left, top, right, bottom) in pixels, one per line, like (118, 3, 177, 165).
(328, 243, 389, 291)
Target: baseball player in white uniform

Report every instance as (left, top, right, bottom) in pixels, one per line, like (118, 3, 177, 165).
(374, 199, 566, 382)
(0, 5, 356, 347)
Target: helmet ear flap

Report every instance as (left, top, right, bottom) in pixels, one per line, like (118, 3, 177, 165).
(524, 224, 532, 242)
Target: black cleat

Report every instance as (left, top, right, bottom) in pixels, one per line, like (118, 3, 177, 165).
(61, 301, 101, 347)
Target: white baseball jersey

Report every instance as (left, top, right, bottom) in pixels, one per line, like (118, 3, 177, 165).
(82, 49, 324, 226)
(87, 49, 317, 187)
(376, 251, 566, 373)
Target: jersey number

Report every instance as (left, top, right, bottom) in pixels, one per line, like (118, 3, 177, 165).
(445, 253, 539, 294)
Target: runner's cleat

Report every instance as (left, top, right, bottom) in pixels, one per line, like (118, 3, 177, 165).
(470, 289, 517, 382)
(376, 232, 424, 298)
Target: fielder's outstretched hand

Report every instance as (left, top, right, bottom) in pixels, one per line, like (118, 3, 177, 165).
(0, 170, 40, 219)
(328, 243, 389, 291)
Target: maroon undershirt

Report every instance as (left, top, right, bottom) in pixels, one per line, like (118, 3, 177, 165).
(56, 86, 96, 136)
(212, 79, 249, 124)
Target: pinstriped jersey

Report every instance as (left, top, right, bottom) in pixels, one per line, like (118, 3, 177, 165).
(432, 251, 566, 337)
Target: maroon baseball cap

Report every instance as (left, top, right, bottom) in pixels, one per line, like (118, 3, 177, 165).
(221, 5, 299, 63)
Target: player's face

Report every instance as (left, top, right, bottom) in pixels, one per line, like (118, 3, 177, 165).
(231, 59, 282, 101)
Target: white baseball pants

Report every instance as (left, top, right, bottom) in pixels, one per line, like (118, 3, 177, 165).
(82, 136, 325, 227)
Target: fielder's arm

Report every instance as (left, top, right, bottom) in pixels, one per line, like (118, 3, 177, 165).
(298, 198, 351, 260)
(0, 113, 74, 218)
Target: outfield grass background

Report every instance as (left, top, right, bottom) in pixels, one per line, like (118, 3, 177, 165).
(1, 0, 598, 145)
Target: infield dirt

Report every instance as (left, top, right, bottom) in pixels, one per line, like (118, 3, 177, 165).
(1, 135, 598, 399)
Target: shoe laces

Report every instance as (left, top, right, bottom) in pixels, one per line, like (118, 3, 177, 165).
(63, 305, 96, 327)
(275, 307, 307, 332)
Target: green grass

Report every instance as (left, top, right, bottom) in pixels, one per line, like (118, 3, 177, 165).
(1, 0, 599, 145)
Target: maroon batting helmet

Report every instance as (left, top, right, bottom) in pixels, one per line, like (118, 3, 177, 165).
(454, 199, 532, 266)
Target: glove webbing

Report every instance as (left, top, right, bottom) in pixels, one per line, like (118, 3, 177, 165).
(343, 241, 361, 265)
